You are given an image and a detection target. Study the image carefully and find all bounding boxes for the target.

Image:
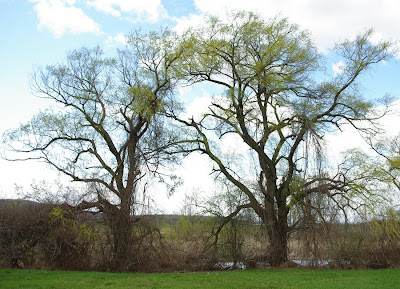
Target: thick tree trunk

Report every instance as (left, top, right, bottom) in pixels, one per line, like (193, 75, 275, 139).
(102, 193, 133, 271)
(266, 214, 288, 267)
(267, 222, 288, 267)
(263, 185, 289, 267)
(110, 210, 132, 271)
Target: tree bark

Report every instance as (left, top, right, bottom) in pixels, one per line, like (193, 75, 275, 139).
(267, 213, 289, 266)
(263, 207, 289, 266)
(109, 208, 132, 271)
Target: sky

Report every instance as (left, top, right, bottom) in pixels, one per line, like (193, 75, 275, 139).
(1, 0, 400, 213)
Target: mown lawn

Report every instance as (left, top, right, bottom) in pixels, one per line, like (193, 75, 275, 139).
(1, 268, 399, 289)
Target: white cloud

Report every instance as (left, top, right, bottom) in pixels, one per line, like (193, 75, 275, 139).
(219, 133, 249, 155)
(105, 32, 128, 47)
(188, 0, 400, 53)
(87, 0, 167, 22)
(184, 95, 212, 122)
(324, 99, 400, 167)
(114, 33, 128, 44)
(29, 0, 101, 38)
(325, 124, 370, 165)
(332, 60, 346, 76)
(380, 99, 400, 135)
(172, 13, 207, 34)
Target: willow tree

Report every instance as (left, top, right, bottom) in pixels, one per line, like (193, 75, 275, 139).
(169, 12, 393, 266)
(2, 30, 182, 270)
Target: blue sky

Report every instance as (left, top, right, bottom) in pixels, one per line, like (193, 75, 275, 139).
(1, 0, 400, 211)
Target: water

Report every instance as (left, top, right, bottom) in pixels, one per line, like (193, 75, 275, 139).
(213, 259, 337, 270)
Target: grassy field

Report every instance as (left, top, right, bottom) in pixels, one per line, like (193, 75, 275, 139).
(1, 268, 400, 289)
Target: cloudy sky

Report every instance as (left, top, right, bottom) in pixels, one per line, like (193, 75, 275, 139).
(1, 0, 400, 212)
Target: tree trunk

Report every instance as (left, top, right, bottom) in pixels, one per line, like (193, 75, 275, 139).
(267, 223, 288, 267)
(107, 202, 133, 271)
(110, 213, 132, 270)
(263, 188, 289, 267)
(266, 216, 288, 267)
(264, 209, 289, 267)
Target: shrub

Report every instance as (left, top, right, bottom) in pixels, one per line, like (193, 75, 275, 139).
(40, 206, 95, 270)
(0, 200, 52, 268)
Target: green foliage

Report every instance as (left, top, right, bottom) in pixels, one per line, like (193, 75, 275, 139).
(170, 215, 213, 241)
(372, 209, 400, 241)
(389, 156, 400, 170)
(38, 206, 95, 270)
(49, 207, 93, 242)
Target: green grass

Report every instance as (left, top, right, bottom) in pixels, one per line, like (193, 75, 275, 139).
(1, 268, 400, 289)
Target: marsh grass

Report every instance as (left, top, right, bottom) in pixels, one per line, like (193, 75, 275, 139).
(1, 268, 400, 289)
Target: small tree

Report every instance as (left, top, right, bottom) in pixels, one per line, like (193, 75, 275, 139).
(2, 30, 182, 270)
(169, 11, 394, 266)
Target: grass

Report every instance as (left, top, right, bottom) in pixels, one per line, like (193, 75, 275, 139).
(1, 268, 400, 289)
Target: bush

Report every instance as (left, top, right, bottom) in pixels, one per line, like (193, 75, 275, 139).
(2, 198, 400, 272)
(364, 214, 400, 268)
(0, 200, 96, 270)
(40, 206, 95, 270)
(0, 200, 52, 268)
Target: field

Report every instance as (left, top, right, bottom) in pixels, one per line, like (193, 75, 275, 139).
(1, 268, 400, 289)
